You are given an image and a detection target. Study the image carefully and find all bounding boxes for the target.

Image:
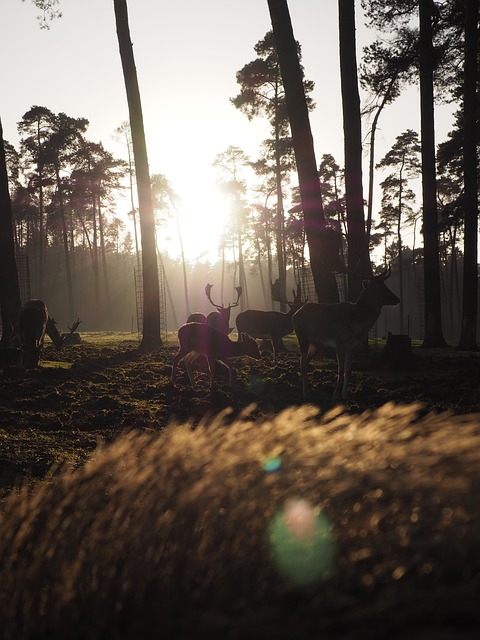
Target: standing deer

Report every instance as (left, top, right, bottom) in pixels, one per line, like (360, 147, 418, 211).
(235, 283, 305, 365)
(170, 322, 260, 391)
(16, 299, 65, 368)
(293, 268, 400, 401)
(205, 284, 242, 334)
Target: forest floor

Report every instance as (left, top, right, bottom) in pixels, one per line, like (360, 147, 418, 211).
(2, 331, 480, 492)
(1, 332, 480, 638)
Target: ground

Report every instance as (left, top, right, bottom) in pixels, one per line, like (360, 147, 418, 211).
(1, 333, 480, 638)
(1, 332, 480, 491)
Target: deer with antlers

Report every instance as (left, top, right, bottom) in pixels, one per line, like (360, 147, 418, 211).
(16, 299, 81, 368)
(292, 268, 400, 401)
(170, 322, 260, 391)
(235, 281, 305, 365)
(205, 284, 242, 334)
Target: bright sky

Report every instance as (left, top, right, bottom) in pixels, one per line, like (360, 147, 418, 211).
(2, 0, 455, 262)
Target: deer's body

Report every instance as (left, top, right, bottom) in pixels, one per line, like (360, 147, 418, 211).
(237, 283, 304, 365)
(16, 299, 65, 368)
(236, 309, 297, 365)
(170, 322, 260, 390)
(17, 300, 48, 368)
(293, 270, 399, 400)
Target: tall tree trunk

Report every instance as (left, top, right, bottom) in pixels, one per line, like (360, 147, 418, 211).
(92, 194, 100, 324)
(338, 0, 371, 299)
(267, 0, 339, 303)
(419, 0, 447, 347)
(0, 118, 22, 346)
(457, 0, 479, 350)
(98, 198, 112, 324)
(366, 76, 397, 244)
(274, 109, 287, 311)
(114, 0, 162, 348)
(54, 161, 75, 320)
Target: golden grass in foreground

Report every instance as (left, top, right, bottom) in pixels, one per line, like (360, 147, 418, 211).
(1, 402, 480, 639)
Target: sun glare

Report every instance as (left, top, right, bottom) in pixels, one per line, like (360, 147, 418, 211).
(163, 176, 231, 264)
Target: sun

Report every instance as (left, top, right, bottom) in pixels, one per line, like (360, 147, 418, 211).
(163, 174, 231, 264)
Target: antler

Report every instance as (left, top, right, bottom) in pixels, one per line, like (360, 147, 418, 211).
(231, 286, 243, 309)
(205, 284, 242, 310)
(68, 318, 82, 333)
(205, 284, 222, 310)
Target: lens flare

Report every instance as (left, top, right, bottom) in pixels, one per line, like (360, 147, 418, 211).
(263, 455, 282, 473)
(268, 498, 336, 585)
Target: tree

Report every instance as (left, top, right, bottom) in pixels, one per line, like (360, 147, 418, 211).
(18, 105, 56, 297)
(377, 130, 421, 332)
(418, 0, 447, 346)
(113, 0, 161, 348)
(213, 146, 251, 310)
(360, 34, 417, 244)
(0, 119, 22, 346)
(362, 0, 447, 346)
(266, 0, 341, 304)
(231, 31, 311, 304)
(457, 0, 479, 350)
(338, 0, 372, 299)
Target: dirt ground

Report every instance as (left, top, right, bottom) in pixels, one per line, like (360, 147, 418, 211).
(1, 332, 480, 638)
(1, 332, 480, 492)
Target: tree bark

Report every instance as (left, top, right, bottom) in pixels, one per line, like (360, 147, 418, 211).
(267, 0, 339, 303)
(338, 0, 371, 299)
(114, 0, 162, 348)
(0, 118, 22, 346)
(457, 0, 479, 350)
(419, 0, 447, 347)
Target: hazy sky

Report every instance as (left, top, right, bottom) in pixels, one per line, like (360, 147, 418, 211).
(2, 0, 455, 261)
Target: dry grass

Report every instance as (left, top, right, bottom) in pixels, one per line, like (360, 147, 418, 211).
(1, 402, 480, 639)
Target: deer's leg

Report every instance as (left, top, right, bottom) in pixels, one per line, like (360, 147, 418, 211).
(272, 339, 278, 366)
(333, 350, 345, 400)
(170, 351, 182, 385)
(184, 352, 198, 388)
(342, 351, 352, 400)
(299, 343, 316, 398)
(206, 356, 217, 391)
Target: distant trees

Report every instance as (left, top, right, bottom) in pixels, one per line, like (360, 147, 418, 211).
(376, 129, 421, 332)
(231, 30, 312, 306)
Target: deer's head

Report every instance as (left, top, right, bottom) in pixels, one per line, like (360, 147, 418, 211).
(205, 284, 242, 334)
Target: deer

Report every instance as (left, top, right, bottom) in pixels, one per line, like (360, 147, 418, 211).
(205, 284, 242, 334)
(292, 267, 400, 401)
(170, 322, 261, 391)
(186, 312, 207, 324)
(235, 282, 305, 365)
(16, 300, 81, 368)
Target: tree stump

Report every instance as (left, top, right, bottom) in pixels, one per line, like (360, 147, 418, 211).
(366, 332, 417, 371)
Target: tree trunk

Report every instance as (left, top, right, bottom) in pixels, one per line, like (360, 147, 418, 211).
(419, 0, 447, 347)
(338, 0, 371, 299)
(54, 160, 75, 320)
(267, 0, 339, 304)
(114, 0, 162, 348)
(0, 118, 22, 346)
(457, 0, 479, 350)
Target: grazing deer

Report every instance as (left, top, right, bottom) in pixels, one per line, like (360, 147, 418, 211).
(16, 299, 65, 368)
(293, 268, 400, 401)
(235, 283, 305, 365)
(205, 284, 242, 334)
(170, 322, 260, 391)
(16, 301, 81, 368)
